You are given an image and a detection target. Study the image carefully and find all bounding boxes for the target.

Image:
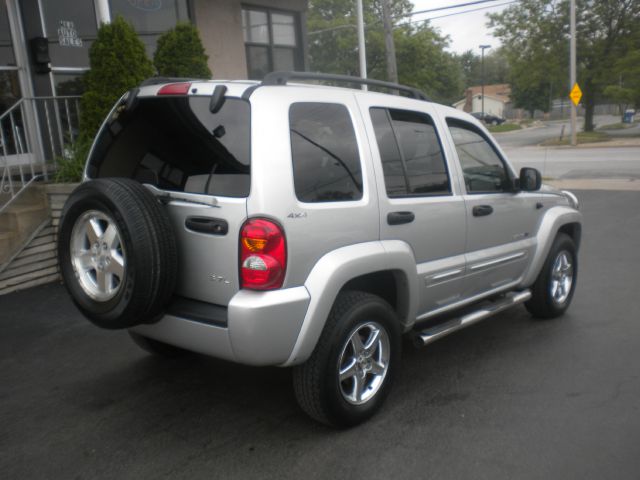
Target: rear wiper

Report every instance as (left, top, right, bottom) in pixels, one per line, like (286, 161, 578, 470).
(143, 184, 218, 207)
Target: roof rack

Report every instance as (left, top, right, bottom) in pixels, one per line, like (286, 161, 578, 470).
(261, 71, 430, 101)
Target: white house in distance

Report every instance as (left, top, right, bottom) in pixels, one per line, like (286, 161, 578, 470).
(453, 84, 512, 118)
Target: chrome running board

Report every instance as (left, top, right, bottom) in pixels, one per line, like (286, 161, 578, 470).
(413, 290, 532, 347)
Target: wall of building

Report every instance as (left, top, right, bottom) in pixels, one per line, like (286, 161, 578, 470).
(471, 96, 504, 117)
(193, 0, 308, 79)
(192, 0, 246, 79)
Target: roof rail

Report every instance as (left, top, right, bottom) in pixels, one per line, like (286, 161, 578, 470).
(261, 71, 430, 101)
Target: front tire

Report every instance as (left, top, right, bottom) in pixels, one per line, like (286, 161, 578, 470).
(293, 291, 401, 427)
(525, 233, 578, 319)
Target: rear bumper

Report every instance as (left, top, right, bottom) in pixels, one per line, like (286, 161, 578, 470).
(131, 286, 311, 366)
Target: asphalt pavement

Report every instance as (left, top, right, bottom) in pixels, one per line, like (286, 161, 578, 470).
(1, 190, 640, 480)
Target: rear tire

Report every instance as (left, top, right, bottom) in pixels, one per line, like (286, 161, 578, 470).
(293, 291, 401, 428)
(58, 178, 177, 329)
(525, 233, 577, 319)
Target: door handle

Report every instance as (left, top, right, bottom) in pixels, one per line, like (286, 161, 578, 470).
(387, 211, 415, 225)
(472, 205, 493, 217)
(185, 217, 228, 235)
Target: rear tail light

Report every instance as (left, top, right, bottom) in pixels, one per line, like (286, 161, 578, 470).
(157, 82, 191, 95)
(240, 218, 286, 290)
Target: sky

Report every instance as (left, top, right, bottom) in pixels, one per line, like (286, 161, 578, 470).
(408, 0, 511, 54)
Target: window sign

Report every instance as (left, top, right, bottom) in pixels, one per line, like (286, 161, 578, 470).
(58, 21, 83, 48)
(110, 0, 189, 33)
(127, 0, 163, 11)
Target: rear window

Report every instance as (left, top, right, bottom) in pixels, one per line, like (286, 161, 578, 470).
(87, 96, 251, 197)
(289, 102, 363, 203)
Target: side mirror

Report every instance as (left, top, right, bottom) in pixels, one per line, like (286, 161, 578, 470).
(519, 167, 542, 191)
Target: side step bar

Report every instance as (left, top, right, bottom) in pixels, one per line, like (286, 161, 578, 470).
(413, 290, 532, 347)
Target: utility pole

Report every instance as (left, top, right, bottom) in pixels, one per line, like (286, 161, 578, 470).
(569, 0, 577, 146)
(479, 45, 491, 119)
(382, 0, 398, 83)
(356, 0, 367, 89)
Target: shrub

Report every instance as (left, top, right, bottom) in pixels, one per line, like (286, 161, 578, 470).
(154, 22, 212, 78)
(54, 138, 91, 183)
(79, 16, 154, 141)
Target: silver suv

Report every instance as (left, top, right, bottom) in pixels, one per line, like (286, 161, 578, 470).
(58, 72, 582, 427)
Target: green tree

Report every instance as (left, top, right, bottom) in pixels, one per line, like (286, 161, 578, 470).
(307, 0, 463, 104)
(457, 48, 510, 89)
(490, 0, 640, 131)
(154, 22, 212, 78)
(603, 85, 635, 120)
(80, 16, 154, 140)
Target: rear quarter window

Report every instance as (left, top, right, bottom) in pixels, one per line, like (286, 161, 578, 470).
(87, 96, 251, 197)
(289, 102, 363, 203)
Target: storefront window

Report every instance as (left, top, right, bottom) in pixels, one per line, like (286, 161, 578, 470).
(0, 2, 16, 66)
(0, 71, 21, 113)
(242, 8, 301, 80)
(54, 73, 85, 96)
(110, 0, 189, 33)
(41, 0, 97, 68)
(109, 0, 190, 56)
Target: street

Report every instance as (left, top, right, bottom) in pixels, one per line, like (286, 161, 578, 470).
(1, 189, 640, 479)
(493, 115, 640, 149)
(489, 116, 640, 181)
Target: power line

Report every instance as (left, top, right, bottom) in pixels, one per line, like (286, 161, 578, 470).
(393, 0, 511, 19)
(401, 0, 518, 25)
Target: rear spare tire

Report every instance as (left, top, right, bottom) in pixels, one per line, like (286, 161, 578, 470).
(58, 178, 177, 329)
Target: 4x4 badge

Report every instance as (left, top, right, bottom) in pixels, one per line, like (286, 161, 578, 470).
(287, 212, 307, 219)
(209, 274, 231, 284)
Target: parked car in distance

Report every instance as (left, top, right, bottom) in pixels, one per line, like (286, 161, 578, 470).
(471, 111, 506, 125)
(57, 72, 582, 428)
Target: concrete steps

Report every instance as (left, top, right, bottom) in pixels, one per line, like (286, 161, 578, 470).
(0, 223, 60, 295)
(0, 183, 77, 295)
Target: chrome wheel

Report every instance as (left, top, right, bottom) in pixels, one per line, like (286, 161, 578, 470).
(550, 250, 573, 305)
(70, 210, 126, 302)
(338, 321, 390, 406)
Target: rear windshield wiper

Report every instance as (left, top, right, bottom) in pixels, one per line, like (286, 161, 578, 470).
(144, 184, 218, 207)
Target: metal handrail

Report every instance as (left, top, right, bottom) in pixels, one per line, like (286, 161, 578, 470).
(1, 95, 81, 212)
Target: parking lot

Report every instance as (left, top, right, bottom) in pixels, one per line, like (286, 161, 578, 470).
(1, 189, 640, 479)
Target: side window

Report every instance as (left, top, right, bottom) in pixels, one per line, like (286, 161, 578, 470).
(290, 103, 363, 203)
(447, 120, 510, 193)
(370, 108, 450, 197)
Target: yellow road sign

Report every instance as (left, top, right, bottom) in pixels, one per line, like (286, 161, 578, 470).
(570, 83, 582, 106)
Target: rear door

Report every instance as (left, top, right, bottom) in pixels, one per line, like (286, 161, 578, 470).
(358, 96, 467, 316)
(89, 92, 250, 305)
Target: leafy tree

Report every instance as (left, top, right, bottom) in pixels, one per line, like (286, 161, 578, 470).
(603, 85, 635, 120)
(394, 24, 463, 104)
(457, 48, 510, 88)
(80, 16, 154, 141)
(307, 0, 463, 104)
(490, 0, 640, 131)
(608, 24, 640, 111)
(154, 22, 212, 78)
